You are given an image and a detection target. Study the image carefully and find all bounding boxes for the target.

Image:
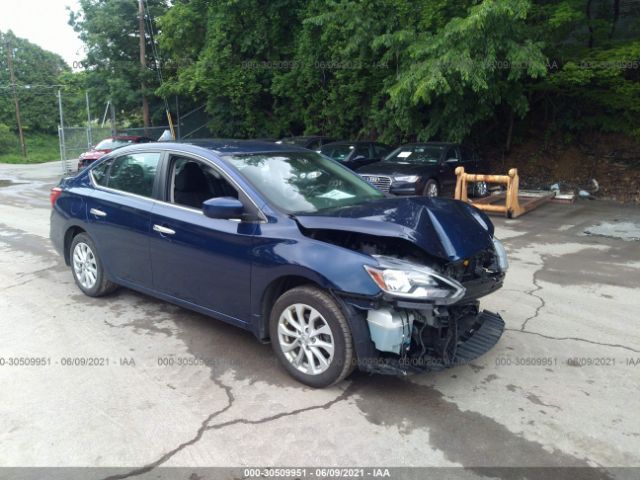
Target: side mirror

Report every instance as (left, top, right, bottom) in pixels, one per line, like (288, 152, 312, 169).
(446, 158, 459, 163)
(202, 197, 244, 220)
(353, 155, 367, 161)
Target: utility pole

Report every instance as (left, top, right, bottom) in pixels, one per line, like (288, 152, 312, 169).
(57, 89, 67, 172)
(5, 36, 27, 157)
(139, 0, 150, 130)
(85, 91, 93, 148)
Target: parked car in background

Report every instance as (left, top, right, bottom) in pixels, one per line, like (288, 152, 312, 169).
(77, 136, 153, 171)
(276, 136, 335, 150)
(357, 142, 489, 198)
(319, 141, 393, 170)
(50, 139, 507, 387)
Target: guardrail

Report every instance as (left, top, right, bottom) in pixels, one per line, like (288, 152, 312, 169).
(454, 167, 554, 218)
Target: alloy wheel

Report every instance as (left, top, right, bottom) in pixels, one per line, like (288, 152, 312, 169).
(277, 303, 335, 375)
(426, 182, 439, 197)
(73, 242, 98, 290)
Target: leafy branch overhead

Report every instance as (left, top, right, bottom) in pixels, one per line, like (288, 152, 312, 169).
(1, 0, 639, 147)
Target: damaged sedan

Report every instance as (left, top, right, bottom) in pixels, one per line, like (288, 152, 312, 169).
(50, 140, 508, 387)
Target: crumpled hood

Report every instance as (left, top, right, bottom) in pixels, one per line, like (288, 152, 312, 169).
(294, 197, 495, 262)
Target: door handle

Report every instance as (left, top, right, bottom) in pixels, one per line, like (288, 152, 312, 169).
(153, 224, 176, 235)
(90, 208, 107, 217)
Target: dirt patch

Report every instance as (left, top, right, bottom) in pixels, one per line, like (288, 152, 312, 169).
(483, 132, 640, 203)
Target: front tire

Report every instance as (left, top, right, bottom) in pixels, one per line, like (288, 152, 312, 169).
(70, 233, 117, 297)
(423, 179, 439, 198)
(270, 286, 354, 388)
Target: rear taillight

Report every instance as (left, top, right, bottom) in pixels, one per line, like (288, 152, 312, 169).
(50, 187, 63, 207)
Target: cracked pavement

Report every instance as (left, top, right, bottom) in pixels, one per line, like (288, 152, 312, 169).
(0, 162, 639, 479)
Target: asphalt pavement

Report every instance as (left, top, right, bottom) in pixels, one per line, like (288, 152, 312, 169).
(0, 161, 638, 480)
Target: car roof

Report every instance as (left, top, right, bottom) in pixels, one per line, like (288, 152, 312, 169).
(112, 138, 311, 156)
(186, 138, 310, 154)
(399, 141, 456, 147)
(321, 140, 372, 147)
(280, 135, 330, 140)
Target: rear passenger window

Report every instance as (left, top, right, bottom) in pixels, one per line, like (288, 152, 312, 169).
(91, 159, 112, 187)
(107, 153, 161, 197)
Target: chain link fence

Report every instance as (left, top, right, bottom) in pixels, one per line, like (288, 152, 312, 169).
(58, 125, 172, 174)
(57, 102, 212, 174)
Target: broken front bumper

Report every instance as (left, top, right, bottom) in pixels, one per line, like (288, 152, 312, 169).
(358, 309, 505, 375)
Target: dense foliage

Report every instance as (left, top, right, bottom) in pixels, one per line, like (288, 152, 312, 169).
(156, 0, 639, 146)
(1, 0, 639, 153)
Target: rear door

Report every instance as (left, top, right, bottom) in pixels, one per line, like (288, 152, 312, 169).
(85, 151, 163, 287)
(149, 154, 256, 324)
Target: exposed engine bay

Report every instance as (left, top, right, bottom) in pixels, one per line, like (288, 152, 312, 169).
(304, 228, 507, 373)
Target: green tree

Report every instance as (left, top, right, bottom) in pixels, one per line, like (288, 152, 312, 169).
(69, 0, 170, 126)
(0, 31, 70, 132)
(388, 0, 547, 145)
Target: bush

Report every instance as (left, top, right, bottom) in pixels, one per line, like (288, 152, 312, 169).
(0, 124, 18, 154)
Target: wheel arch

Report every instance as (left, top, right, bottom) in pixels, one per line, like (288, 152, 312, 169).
(63, 225, 87, 265)
(258, 274, 325, 341)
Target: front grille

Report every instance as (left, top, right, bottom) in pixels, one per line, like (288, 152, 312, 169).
(360, 175, 392, 193)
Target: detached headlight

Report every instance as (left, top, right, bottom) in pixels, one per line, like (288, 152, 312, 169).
(364, 255, 465, 304)
(492, 238, 508, 271)
(394, 175, 420, 183)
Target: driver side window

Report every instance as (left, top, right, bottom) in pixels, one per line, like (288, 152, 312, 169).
(353, 145, 369, 159)
(445, 147, 460, 162)
(171, 157, 238, 210)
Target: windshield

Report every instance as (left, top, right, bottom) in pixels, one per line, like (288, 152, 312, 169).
(95, 138, 133, 150)
(384, 145, 444, 164)
(320, 144, 354, 162)
(224, 151, 384, 214)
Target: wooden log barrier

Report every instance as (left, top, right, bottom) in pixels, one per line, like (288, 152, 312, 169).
(454, 167, 551, 218)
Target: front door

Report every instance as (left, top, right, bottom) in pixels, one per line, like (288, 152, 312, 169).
(149, 155, 256, 324)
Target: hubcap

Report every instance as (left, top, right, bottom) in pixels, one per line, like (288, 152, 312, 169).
(426, 183, 438, 197)
(73, 242, 98, 290)
(277, 303, 335, 375)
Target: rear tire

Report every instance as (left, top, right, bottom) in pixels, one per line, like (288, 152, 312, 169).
(70, 233, 118, 297)
(423, 179, 439, 198)
(270, 286, 354, 388)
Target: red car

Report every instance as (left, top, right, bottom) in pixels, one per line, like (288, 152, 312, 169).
(77, 136, 152, 170)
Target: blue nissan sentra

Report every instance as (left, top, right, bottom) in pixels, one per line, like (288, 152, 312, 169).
(50, 139, 508, 387)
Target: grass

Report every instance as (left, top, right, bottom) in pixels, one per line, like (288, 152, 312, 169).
(0, 133, 60, 164)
